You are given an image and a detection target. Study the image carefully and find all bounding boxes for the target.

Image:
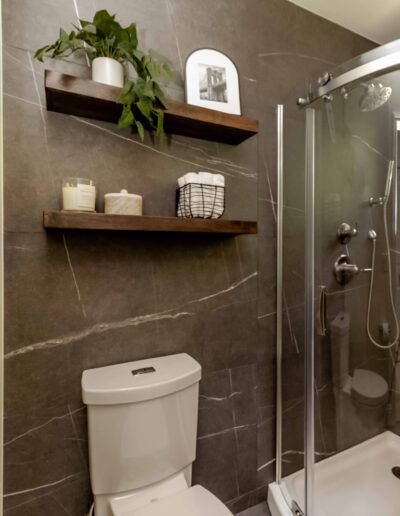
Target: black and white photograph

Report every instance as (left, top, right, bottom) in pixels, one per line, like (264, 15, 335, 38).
(198, 64, 228, 103)
(185, 48, 241, 114)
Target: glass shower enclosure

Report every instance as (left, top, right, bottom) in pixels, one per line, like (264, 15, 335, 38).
(268, 40, 400, 516)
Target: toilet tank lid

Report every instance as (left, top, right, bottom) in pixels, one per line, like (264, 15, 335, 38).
(81, 353, 202, 405)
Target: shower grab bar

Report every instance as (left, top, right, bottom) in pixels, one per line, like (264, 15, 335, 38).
(317, 285, 327, 336)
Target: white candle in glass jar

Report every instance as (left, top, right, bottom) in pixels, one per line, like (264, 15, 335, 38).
(62, 178, 96, 212)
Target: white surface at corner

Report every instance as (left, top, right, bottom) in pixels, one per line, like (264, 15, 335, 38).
(288, 0, 400, 44)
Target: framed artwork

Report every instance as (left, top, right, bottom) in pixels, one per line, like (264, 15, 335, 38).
(185, 49, 241, 115)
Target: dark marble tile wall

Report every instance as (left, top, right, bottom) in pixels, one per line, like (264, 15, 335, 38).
(2, 0, 376, 514)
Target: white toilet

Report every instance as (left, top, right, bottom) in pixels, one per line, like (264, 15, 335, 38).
(330, 312, 389, 449)
(81, 353, 233, 516)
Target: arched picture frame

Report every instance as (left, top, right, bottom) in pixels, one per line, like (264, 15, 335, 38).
(185, 49, 241, 115)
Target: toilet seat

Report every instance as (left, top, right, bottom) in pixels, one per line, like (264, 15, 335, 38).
(121, 485, 233, 516)
(351, 369, 389, 407)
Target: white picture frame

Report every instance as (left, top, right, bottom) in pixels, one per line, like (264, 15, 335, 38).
(185, 49, 241, 115)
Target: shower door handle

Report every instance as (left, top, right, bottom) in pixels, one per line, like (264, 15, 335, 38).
(317, 285, 327, 336)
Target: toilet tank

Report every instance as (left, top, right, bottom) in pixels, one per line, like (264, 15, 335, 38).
(82, 354, 202, 495)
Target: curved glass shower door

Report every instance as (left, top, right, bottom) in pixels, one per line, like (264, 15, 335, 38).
(305, 70, 400, 515)
(271, 44, 400, 516)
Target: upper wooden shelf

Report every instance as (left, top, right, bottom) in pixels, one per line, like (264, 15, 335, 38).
(44, 70, 259, 145)
(43, 211, 257, 235)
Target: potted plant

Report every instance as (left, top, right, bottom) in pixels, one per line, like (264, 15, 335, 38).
(35, 10, 172, 139)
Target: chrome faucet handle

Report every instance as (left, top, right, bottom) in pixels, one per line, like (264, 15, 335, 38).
(337, 222, 358, 244)
(334, 254, 372, 285)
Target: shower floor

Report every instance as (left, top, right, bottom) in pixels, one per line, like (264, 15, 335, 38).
(268, 431, 400, 516)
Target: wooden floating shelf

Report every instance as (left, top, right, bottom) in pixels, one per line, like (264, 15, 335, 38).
(44, 70, 259, 145)
(43, 211, 257, 235)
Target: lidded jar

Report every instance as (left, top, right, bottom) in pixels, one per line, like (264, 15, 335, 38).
(104, 189, 143, 216)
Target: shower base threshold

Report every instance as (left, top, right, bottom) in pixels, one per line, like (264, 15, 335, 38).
(268, 431, 400, 516)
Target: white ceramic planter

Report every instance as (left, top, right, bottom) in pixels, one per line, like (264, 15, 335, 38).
(92, 57, 124, 88)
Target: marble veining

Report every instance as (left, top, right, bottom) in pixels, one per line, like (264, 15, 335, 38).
(5, 310, 195, 359)
(72, 116, 257, 180)
(4, 407, 85, 446)
(351, 133, 389, 161)
(164, 0, 184, 75)
(5, 271, 256, 359)
(4, 473, 82, 498)
(62, 234, 87, 319)
(258, 51, 337, 66)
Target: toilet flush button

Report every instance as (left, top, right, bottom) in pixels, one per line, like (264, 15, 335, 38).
(131, 367, 156, 376)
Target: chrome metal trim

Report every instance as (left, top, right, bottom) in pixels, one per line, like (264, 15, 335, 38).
(276, 104, 284, 485)
(333, 254, 372, 285)
(317, 72, 332, 87)
(300, 49, 400, 106)
(317, 286, 327, 337)
(304, 108, 315, 516)
(292, 500, 305, 516)
(336, 222, 358, 244)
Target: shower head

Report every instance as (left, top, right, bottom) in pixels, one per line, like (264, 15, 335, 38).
(368, 229, 377, 241)
(359, 83, 392, 112)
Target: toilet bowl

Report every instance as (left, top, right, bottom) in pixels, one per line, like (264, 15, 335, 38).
(350, 368, 389, 407)
(330, 313, 389, 449)
(82, 354, 233, 516)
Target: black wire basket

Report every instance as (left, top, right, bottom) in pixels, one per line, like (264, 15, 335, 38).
(176, 183, 225, 219)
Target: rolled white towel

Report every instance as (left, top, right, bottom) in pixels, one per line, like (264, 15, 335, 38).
(185, 172, 199, 184)
(213, 174, 225, 187)
(177, 172, 199, 187)
(198, 172, 214, 185)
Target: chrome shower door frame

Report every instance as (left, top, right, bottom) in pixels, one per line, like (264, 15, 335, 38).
(298, 39, 400, 106)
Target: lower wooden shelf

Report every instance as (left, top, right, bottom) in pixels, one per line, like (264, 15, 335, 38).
(43, 211, 257, 234)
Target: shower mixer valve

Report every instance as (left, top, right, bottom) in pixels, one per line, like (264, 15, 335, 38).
(337, 222, 358, 244)
(334, 254, 372, 285)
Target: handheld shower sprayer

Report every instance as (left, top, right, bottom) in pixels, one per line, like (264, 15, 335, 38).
(384, 159, 395, 199)
(369, 160, 395, 207)
(366, 160, 399, 350)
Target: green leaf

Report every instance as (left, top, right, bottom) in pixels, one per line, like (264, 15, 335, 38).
(133, 77, 146, 98)
(126, 23, 138, 47)
(93, 9, 116, 25)
(80, 23, 97, 34)
(116, 81, 136, 104)
(34, 44, 54, 62)
(59, 28, 69, 41)
(156, 109, 165, 140)
(135, 120, 145, 141)
(143, 79, 156, 100)
(118, 105, 134, 128)
(153, 82, 167, 108)
(137, 98, 152, 120)
(146, 61, 161, 79)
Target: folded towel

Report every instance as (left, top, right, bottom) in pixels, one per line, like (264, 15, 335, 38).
(177, 172, 225, 186)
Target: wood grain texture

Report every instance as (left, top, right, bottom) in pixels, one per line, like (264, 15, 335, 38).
(43, 211, 258, 234)
(44, 70, 259, 144)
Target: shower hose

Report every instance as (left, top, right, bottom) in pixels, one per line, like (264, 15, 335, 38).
(366, 194, 399, 349)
